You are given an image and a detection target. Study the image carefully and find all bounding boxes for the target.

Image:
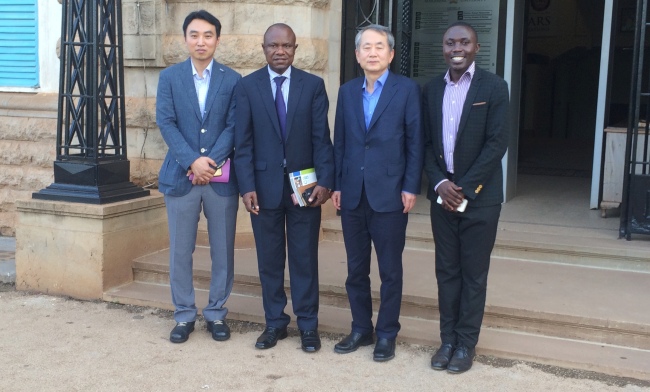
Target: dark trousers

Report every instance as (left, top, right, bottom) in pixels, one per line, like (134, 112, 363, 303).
(430, 201, 501, 348)
(250, 178, 321, 331)
(340, 189, 408, 340)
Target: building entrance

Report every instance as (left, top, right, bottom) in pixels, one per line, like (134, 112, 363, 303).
(519, 0, 604, 179)
(339, 1, 624, 221)
(340, 0, 507, 215)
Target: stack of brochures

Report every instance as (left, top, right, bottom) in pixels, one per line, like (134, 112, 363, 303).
(288, 168, 317, 207)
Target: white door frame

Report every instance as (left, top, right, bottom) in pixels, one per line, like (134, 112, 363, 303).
(591, 0, 615, 209)
(503, 0, 613, 207)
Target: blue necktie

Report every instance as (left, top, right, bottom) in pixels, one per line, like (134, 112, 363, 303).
(274, 76, 287, 140)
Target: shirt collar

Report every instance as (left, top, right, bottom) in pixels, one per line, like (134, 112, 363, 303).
(268, 65, 292, 82)
(444, 61, 476, 84)
(362, 69, 390, 90)
(191, 59, 214, 79)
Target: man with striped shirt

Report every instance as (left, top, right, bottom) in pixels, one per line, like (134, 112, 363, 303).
(422, 21, 510, 374)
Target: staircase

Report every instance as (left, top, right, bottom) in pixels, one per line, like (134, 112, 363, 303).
(105, 213, 650, 381)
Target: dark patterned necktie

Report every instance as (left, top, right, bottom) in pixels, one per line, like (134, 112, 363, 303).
(274, 76, 287, 140)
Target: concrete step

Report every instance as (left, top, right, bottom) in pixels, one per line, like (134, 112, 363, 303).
(123, 242, 650, 351)
(322, 216, 650, 272)
(104, 280, 650, 381)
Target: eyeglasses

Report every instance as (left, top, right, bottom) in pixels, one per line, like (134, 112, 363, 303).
(265, 43, 296, 52)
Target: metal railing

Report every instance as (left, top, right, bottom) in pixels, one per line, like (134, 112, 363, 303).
(620, 0, 650, 238)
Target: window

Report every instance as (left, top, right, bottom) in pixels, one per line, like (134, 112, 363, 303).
(0, 0, 38, 87)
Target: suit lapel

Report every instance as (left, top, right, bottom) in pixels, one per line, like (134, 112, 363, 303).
(457, 68, 482, 140)
(255, 68, 283, 140)
(352, 77, 366, 133)
(202, 60, 224, 122)
(434, 76, 446, 160)
(285, 69, 303, 140)
(367, 72, 397, 132)
(181, 59, 203, 121)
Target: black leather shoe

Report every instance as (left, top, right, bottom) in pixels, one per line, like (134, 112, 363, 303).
(255, 326, 288, 349)
(430, 343, 455, 370)
(300, 330, 321, 352)
(373, 338, 396, 362)
(207, 320, 230, 341)
(447, 345, 476, 374)
(334, 331, 374, 354)
(170, 321, 195, 343)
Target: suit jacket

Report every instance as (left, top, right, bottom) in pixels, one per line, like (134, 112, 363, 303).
(234, 66, 335, 209)
(422, 66, 510, 207)
(156, 58, 241, 197)
(334, 72, 423, 212)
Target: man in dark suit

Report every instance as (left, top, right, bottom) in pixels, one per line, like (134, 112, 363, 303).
(422, 22, 510, 373)
(331, 24, 423, 362)
(156, 10, 241, 344)
(233, 23, 335, 353)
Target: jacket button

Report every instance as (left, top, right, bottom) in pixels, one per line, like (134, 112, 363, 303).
(365, 145, 369, 149)
(361, 166, 364, 170)
(200, 148, 206, 153)
(201, 129, 206, 134)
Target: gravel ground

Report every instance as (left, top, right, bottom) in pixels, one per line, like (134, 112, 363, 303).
(0, 283, 648, 392)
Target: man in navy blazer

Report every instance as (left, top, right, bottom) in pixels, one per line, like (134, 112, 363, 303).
(332, 24, 423, 362)
(234, 23, 335, 353)
(423, 22, 510, 373)
(156, 10, 241, 344)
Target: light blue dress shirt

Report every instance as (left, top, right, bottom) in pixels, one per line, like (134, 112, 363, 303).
(191, 59, 214, 119)
(362, 69, 389, 129)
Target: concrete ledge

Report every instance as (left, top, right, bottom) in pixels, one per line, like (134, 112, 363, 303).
(15, 192, 168, 299)
(130, 239, 650, 349)
(322, 218, 650, 272)
(104, 281, 650, 381)
(0, 93, 58, 118)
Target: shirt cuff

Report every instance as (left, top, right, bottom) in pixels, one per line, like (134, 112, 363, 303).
(434, 179, 449, 192)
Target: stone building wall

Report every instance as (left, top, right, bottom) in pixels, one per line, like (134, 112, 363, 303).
(0, 94, 57, 236)
(0, 0, 342, 236)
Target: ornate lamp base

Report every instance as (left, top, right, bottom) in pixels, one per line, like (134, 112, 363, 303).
(33, 160, 150, 204)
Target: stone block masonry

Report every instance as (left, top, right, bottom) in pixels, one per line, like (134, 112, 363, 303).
(0, 0, 342, 236)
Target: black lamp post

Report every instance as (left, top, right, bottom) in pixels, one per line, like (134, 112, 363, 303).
(33, 0, 149, 203)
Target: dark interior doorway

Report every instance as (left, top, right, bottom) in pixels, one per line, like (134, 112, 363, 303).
(519, 1, 605, 178)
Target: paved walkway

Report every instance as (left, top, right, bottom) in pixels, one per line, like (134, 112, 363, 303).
(0, 288, 647, 392)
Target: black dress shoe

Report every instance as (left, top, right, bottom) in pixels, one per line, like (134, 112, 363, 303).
(170, 321, 195, 343)
(255, 326, 288, 349)
(373, 338, 396, 362)
(334, 331, 374, 354)
(447, 345, 476, 374)
(207, 320, 230, 341)
(300, 330, 321, 352)
(430, 343, 455, 370)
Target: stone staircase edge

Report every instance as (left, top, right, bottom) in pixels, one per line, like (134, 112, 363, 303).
(103, 281, 650, 381)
